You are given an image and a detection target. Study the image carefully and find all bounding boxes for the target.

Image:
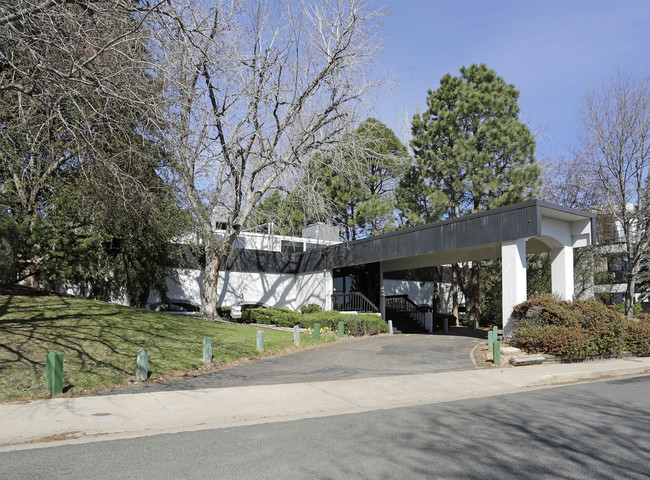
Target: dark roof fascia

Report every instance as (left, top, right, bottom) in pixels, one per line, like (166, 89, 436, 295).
(223, 200, 598, 274)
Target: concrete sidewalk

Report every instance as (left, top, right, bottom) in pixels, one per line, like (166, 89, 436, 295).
(1, 357, 649, 452)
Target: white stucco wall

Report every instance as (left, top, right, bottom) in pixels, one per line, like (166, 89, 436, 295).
(383, 279, 465, 313)
(383, 279, 434, 306)
(294, 270, 333, 311)
(154, 267, 331, 311)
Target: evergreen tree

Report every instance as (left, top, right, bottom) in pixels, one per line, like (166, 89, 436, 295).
(402, 64, 539, 325)
(310, 118, 409, 240)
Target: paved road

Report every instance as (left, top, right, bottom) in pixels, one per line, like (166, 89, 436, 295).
(3, 375, 648, 479)
(101, 334, 483, 394)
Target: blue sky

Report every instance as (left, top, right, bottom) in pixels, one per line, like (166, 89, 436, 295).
(371, 0, 650, 162)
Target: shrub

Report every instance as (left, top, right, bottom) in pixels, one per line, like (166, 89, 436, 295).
(242, 307, 301, 327)
(301, 311, 387, 336)
(624, 317, 650, 356)
(300, 303, 323, 314)
(572, 300, 625, 356)
(510, 297, 626, 359)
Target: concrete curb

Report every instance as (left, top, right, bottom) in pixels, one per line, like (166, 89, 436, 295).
(1, 357, 648, 453)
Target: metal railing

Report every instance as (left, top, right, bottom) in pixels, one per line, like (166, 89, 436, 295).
(385, 294, 426, 328)
(331, 292, 379, 313)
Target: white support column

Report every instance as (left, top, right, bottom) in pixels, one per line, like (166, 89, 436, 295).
(551, 246, 574, 301)
(324, 269, 333, 311)
(502, 238, 528, 338)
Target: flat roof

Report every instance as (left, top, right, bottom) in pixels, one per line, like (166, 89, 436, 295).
(223, 200, 597, 274)
(295, 200, 597, 273)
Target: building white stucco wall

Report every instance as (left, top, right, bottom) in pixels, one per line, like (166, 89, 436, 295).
(155, 267, 332, 311)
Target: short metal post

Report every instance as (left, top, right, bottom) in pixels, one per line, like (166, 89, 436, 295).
(136, 349, 148, 381)
(388, 320, 393, 335)
(256, 330, 264, 352)
(313, 323, 321, 340)
(380, 287, 386, 322)
(488, 330, 494, 350)
(444, 317, 448, 333)
(494, 341, 501, 365)
(338, 321, 345, 338)
(293, 325, 300, 346)
(203, 338, 213, 362)
(45, 352, 63, 395)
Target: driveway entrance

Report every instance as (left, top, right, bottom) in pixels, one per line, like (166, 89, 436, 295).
(102, 334, 483, 395)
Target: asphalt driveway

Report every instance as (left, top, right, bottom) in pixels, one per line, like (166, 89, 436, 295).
(102, 333, 484, 395)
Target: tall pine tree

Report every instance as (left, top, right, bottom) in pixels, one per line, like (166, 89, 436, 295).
(400, 64, 539, 325)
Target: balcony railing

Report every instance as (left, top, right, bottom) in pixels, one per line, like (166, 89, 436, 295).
(385, 294, 427, 328)
(331, 292, 379, 313)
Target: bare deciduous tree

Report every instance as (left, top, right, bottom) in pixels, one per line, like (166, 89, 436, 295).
(579, 70, 650, 316)
(150, 0, 386, 318)
(0, 0, 163, 285)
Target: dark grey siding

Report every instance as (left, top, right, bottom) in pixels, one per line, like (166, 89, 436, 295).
(222, 201, 594, 274)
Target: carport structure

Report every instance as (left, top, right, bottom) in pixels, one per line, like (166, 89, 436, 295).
(300, 200, 597, 334)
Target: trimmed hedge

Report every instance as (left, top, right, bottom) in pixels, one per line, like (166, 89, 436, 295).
(510, 297, 625, 359)
(242, 307, 301, 328)
(225, 307, 387, 336)
(300, 311, 387, 336)
(300, 303, 323, 314)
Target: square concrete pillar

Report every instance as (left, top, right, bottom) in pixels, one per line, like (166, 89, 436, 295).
(502, 238, 527, 337)
(551, 246, 574, 301)
(324, 269, 333, 311)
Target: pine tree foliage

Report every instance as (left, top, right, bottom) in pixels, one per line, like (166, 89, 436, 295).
(401, 63, 539, 220)
(308, 117, 409, 240)
(400, 64, 540, 325)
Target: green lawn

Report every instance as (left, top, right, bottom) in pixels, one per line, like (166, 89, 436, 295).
(0, 291, 334, 402)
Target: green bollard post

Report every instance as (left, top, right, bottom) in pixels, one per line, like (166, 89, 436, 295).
(293, 325, 300, 346)
(338, 321, 345, 338)
(256, 330, 264, 352)
(313, 323, 321, 340)
(444, 317, 448, 333)
(388, 320, 394, 335)
(136, 349, 148, 381)
(203, 338, 213, 362)
(494, 341, 501, 365)
(493, 325, 498, 342)
(45, 352, 63, 395)
(473, 320, 477, 331)
(488, 330, 494, 350)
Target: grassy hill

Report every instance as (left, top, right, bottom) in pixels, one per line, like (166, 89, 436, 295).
(0, 287, 332, 402)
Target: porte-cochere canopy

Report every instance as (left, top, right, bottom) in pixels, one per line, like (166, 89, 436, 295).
(296, 200, 596, 334)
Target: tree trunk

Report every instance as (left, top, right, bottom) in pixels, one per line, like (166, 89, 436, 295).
(432, 266, 440, 312)
(625, 273, 636, 318)
(201, 249, 221, 319)
(452, 263, 459, 321)
(470, 261, 480, 327)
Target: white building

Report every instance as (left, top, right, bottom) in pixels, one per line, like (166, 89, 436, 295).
(152, 200, 597, 334)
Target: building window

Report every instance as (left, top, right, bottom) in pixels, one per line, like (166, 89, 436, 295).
(281, 240, 304, 254)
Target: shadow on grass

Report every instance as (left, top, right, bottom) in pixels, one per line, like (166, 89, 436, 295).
(0, 292, 219, 399)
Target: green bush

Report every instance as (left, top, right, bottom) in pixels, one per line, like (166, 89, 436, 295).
(301, 311, 387, 336)
(242, 307, 301, 327)
(624, 316, 650, 356)
(222, 306, 387, 337)
(300, 303, 323, 314)
(510, 297, 626, 359)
